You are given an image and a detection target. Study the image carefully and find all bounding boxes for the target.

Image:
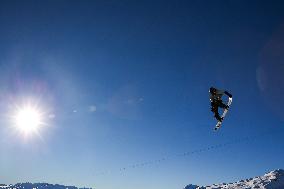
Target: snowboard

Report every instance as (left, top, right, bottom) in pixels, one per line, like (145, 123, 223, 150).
(214, 97, 233, 131)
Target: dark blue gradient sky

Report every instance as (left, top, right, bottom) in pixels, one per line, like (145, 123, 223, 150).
(0, 1, 284, 189)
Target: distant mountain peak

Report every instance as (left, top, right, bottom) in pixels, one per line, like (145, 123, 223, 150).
(0, 183, 91, 189)
(184, 169, 284, 189)
(268, 169, 284, 175)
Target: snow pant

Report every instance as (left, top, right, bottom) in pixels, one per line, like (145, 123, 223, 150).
(211, 100, 227, 121)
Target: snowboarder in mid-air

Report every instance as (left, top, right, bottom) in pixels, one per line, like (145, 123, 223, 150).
(209, 87, 232, 122)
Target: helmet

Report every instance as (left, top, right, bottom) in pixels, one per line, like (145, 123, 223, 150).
(209, 87, 217, 94)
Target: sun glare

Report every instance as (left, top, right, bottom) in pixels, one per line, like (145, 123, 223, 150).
(14, 105, 44, 134)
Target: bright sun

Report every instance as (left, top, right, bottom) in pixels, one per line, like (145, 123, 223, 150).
(14, 106, 43, 134)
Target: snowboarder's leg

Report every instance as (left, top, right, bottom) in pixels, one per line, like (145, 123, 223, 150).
(211, 102, 223, 122)
(217, 100, 229, 110)
(211, 102, 219, 113)
(215, 112, 223, 122)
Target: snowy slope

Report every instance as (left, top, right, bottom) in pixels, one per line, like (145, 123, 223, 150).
(0, 183, 91, 189)
(184, 169, 284, 189)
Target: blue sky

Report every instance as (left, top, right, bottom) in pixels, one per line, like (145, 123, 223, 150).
(0, 1, 284, 189)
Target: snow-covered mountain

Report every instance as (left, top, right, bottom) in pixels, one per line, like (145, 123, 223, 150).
(184, 169, 284, 189)
(0, 183, 91, 189)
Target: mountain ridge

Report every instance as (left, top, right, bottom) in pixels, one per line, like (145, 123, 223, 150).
(184, 169, 284, 189)
(0, 182, 92, 189)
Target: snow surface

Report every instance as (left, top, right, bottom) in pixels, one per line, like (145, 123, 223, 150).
(0, 183, 91, 189)
(0, 170, 283, 189)
(184, 169, 284, 189)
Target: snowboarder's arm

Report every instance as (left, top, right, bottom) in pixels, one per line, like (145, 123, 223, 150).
(215, 89, 225, 95)
(224, 91, 232, 98)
